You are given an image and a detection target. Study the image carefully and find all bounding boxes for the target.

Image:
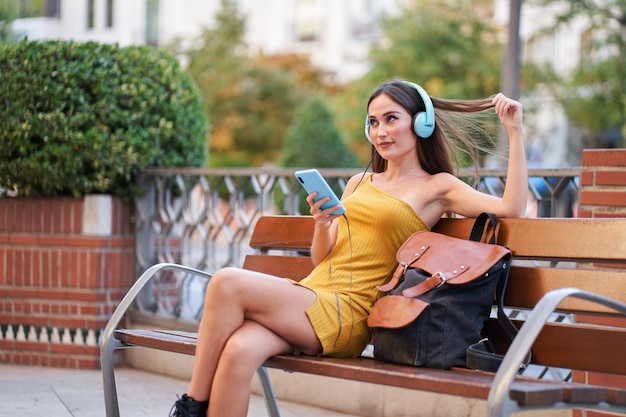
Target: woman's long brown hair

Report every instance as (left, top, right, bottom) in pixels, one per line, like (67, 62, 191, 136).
(367, 80, 497, 175)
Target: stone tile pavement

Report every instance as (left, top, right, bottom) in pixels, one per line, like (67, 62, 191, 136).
(0, 363, 360, 417)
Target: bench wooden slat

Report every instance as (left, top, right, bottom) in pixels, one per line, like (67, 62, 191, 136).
(507, 266, 626, 313)
(263, 355, 497, 400)
(249, 216, 314, 251)
(115, 329, 197, 355)
(608, 387, 626, 406)
(529, 323, 626, 375)
(482, 319, 626, 375)
(251, 215, 626, 262)
(562, 384, 608, 404)
(241, 255, 313, 281)
(268, 357, 613, 408)
(114, 329, 622, 409)
(505, 381, 565, 407)
(499, 218, 626, 262)
(507, 380, 610, 407)
(434, 217, 626, 263)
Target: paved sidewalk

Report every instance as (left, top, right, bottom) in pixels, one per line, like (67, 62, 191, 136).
(0, 363, 360, 417)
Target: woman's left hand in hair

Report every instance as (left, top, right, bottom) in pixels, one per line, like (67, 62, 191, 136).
(492, 93, 523, 131)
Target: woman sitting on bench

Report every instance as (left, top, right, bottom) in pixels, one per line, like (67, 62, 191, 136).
(170, 79, 528, 417)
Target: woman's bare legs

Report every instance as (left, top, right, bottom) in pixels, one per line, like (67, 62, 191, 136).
(208, 320, 294, 416)
(185, 267, 322, 414)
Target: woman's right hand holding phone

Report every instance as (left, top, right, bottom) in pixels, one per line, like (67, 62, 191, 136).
(307, 192, 341, 229)
(307, 192, 341, 264)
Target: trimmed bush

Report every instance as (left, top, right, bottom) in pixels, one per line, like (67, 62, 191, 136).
(277, 95, 359, 214)
(279, 95, 359, 169)
(0, 40, 209, 198)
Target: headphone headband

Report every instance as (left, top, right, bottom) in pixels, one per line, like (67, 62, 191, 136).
(365, 81, 435, 143)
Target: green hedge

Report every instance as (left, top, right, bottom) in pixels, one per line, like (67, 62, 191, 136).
(0, 40, 209, 198)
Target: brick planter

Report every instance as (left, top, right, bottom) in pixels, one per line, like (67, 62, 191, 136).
(0, 195, 135, 368)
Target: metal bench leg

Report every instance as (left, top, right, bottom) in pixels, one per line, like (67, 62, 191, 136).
(101, 336, 125, 417)
(100, 262, 213, 417)
(257, 367, 281, 417)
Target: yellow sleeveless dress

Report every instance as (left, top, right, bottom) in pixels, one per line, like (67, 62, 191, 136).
(295, 175, 429, 357)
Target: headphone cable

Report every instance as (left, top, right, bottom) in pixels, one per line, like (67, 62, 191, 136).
(331, 213, 355, 353)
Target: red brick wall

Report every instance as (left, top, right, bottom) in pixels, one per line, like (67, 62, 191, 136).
(575, 149, 626, 417)
(579, 149, 626, 218)
(0, 196, 135, 368)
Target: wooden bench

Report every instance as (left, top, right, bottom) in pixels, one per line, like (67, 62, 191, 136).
(101, 215, 626, 417)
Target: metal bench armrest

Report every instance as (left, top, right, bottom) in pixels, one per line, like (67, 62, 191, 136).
(100, 263, 213, 417)
(487, 287, 626, 417)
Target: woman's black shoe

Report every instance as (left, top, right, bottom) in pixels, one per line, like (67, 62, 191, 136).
(169, 394, 209, 417)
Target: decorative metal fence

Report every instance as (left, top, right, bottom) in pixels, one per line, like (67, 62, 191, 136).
(133, 167, 580, 322)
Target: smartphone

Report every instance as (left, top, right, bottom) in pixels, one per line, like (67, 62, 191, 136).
(294, 169, 346, 216)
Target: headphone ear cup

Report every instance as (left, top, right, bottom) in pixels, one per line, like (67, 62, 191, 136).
(364, 115, 372, 143)
(365, 81, 435, 143)
(413, 111, 434, 138)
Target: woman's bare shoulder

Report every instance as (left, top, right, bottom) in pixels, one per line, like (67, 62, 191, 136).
(343, 172, 371, 195)
(429, 171, 470, 190)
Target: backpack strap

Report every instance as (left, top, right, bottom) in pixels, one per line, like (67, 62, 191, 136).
(466, 213, 531, 373)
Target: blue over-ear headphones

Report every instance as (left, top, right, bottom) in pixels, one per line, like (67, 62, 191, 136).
(364, 81, 435, 143)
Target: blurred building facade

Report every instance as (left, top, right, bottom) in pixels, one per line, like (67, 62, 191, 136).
(10, 0, 405, 83)
(11, 0, 609, 166)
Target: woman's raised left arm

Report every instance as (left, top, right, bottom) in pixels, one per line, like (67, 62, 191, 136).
(441, 94, 528, 219)
(493, 93, 528, 217)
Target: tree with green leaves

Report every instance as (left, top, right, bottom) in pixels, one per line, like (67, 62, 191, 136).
(367, 0, 501, 98)
(279, 95, 359, 169)
(529, 0, 625, 148)
(171, 1, 326, 167)
(277, 95, 359, 214)
(331, 0, 503, 164)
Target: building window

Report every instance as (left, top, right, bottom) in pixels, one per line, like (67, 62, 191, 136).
(146, 0, 159, 46)
(18, 0, 60, 18)
(295, 0, 321, 42)
(44, 0, 60, 17)
(87, 0, 95, 29)
(106, 0, 114, 27)
(349, 0, 375, 40)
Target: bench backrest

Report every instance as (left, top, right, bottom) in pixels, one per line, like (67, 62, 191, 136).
(242, 215, 626, 375)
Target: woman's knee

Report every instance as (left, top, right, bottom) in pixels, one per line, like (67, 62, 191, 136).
(205, 267, 242, 300)
(220, 332, 266, 373)
(221, 322, 290, 371)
